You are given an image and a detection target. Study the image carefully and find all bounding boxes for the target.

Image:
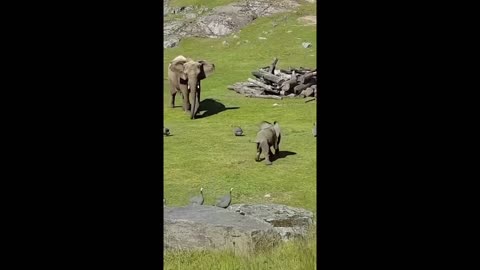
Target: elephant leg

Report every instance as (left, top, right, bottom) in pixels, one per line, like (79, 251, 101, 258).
(181, 87, 190, 112)
(261, 142, 272, 165)
(170, 91, 176, 108)
(255, 143, 261, 161)
(268, 147, 274, 157)
(274, 135, 281, 155)
(169, 83, 177, 108)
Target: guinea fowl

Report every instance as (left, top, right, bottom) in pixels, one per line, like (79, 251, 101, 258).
(163, 198, 166, 207)
(234, 127, 243, 136)
(164, 127, 170, 136)
(215, 188, 233, 208)
(189, 187, 204, 206)
(312, 122, 316, 137)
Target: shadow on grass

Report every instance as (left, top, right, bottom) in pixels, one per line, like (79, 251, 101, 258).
(196, 98, 239, 119)
(271, 151, 297, 162)
(256, 151, 297, 163)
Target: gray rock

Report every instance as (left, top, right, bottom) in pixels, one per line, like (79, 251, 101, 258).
(302, 42, 312, 48)
(227, 204, 314, 241)
(164, 36, 180, 48)
(164, 206, 281, 253)
(185, 13, 197, 19)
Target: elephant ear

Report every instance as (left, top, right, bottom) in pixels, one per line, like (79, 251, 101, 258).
(259, 121, 272, 130)
(273, 121, 281, 138)
(169, 59, 188, 80)
(197, 60, 215, 80)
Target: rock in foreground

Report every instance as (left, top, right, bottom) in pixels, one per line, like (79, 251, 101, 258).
(164, 206, 281, 253)
(228, 204, 314, 241)
(163, 204, 314, 253)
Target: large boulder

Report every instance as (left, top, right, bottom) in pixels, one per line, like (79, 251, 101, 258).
(163, 204, 314, 253)
(227, 204, 314, 241)
(164, 205, 281, 253)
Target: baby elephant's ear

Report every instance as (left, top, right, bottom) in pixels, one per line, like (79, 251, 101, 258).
(273, 121, 281, 137)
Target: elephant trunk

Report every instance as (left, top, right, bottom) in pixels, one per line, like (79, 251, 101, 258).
(189, 81, 199, 119)
(190, 91, 197, 119)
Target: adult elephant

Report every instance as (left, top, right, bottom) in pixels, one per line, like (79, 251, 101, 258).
(168, 55, 215, 119)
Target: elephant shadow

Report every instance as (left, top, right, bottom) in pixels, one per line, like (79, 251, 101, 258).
(271, 151, 297, 162)
(196, 98, 239, 118)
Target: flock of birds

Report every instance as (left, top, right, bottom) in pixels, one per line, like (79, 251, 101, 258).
(164, 124, 317, 137)
(163, 187, 234, 209)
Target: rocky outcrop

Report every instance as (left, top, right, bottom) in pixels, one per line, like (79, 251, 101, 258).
(228, 204, 314, 240)
(164, 205, 281, 253)
(163, 0, 303, 48)
(163, 204, 314, 253)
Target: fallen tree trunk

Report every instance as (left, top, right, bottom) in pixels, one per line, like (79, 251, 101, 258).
(300, 87, 314, 97)
(251, 70, 285, 84)
(268, 58, 278, 74)
(299, 71, 317, 84)
(230, 86, 264, 95)
(247, 78, 272, 90)
(245, 94, 283, 100)
(293, 82, 314, 94)
(281, 72, 299, 92)
(247, 78, 281, 94)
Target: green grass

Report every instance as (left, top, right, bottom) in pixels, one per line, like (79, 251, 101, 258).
(169, 0, 238, 9)
(164, 226, 316, 270)
(164, 2, 317, 269)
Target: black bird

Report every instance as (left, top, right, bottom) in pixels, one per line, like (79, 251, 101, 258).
(215, 188, 233, 208)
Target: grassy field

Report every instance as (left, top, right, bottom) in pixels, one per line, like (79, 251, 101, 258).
(164, 226, 316, 270)
(164, 2, 317, 269)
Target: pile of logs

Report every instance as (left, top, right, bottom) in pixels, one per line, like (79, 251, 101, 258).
(227, 58, 317, 101)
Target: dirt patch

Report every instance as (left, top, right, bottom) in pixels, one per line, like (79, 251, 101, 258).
(297, 15, 316, 26)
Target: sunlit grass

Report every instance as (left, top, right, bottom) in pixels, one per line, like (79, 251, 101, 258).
(164, 226, 316, 270)
(163, 2, 317, 269)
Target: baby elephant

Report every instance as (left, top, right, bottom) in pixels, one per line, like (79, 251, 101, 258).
(254, 121, 281, 165)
